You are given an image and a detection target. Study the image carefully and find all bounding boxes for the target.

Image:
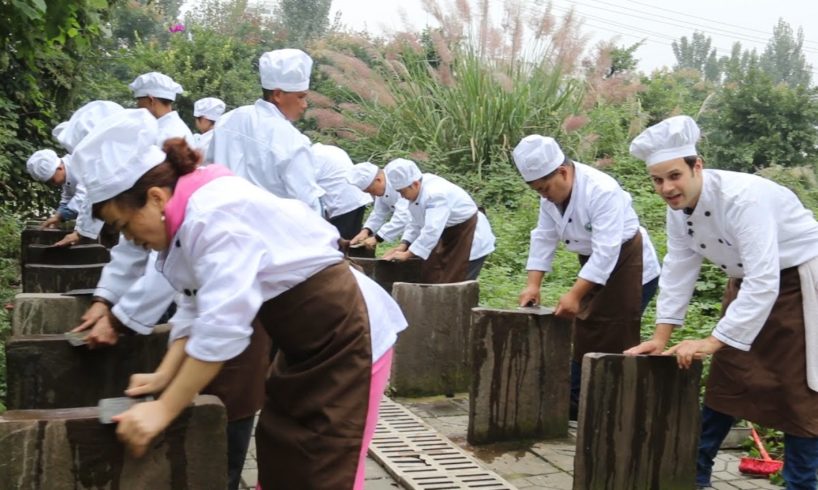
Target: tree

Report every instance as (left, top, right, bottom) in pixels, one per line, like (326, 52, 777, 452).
(672, 31, 724, 82)
(700, 67, 818, 172)
(607, 41, 643, 78)
(759, 18, 812, 88)
(275, 0, 332, 48)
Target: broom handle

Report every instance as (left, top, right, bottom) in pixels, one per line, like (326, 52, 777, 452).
(750, 427, 772, 461)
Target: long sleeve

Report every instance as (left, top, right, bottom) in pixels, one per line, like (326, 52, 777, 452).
(378, 199, 411, 242)
(94, 237, 149, 304)
(655, 208, 704, 326)
(712, 198, 781, 350)
(111, 252, 177, 334)
(363, 196, 392, 233)
(279, 146, 325, 215)
(526, 201, 560, 272)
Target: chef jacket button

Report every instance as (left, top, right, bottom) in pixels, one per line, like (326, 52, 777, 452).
(738, 263, 743, 268)
(700, 243, 706, 249)
(175, 239, 181, 247)
(688, 228, 694, 236)
(705, 211, 711, 217)
(184, 289, 192, 296)
(415, 202, 419, 205)
(193, 289, 198, 296)
(718, 239, 723, 244)
(687, 221, 693, 226)
(568, 218, 572, 223)
(565, 240, 570, 244)
(721, 264, 727, 269)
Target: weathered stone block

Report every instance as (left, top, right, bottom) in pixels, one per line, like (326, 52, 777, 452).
(468, 307, 572, 444)
(349, 257, 423, 294)
(573, 354, 702, 490)
(22, 263, 105, 293)
(26, 243, 110, 265)
(347, 246, 376, 259)
(391, 280, 479, 396)
(6, 326, 170, 410)
(0, 394, 227, 489)
(11, 293, 93, 335)
(21, 227, 72, 249)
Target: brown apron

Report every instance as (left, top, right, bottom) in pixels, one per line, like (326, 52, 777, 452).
(201, 320, 270, 421)
(706, 267, 818, 437)
(421, 212, 478, 284)
(255, 262, 372, 489)
(573, 232, 643, 362)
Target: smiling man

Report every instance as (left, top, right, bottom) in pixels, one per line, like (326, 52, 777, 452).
(512, 134, 660, 421)
(209, 48, 324, 215)
(626, 115, 818, 490)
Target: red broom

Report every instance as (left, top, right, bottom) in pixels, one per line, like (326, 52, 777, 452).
(738, 426, 784, 476)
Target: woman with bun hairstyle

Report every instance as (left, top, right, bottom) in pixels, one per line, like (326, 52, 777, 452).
(72, 109, 407, 490)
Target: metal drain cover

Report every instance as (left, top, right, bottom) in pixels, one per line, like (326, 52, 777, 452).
(369, 397, 516, 489)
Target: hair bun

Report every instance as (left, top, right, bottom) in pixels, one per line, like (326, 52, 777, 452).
(162, 137, 200, 176)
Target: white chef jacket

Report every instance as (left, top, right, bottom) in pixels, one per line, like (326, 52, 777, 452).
(401, 173, 496, 261)
(62, 157, 104, 239)
(158, 175, 406, 362)
(363, 176, 411, 242)
(156, 110, 194, 147)
(657, 169, 818, 350)
(94, 238, 177, 334)
(209, 100, 325, 214)
(527, 162, 661, 286)
(311, 143, 372, 218)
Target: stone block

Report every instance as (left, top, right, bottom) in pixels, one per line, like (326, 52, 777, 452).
(11, 293, 93, 335)
(22, 263, 105, 293)
(26, 243, 110, 265)
(573, 354, 702, 490)
(347, 246, 376, 259)
(0, 394, 227, 489)
(21, 227, 73, 249)
(468, 307, 572, 444)
(6, 326, 170, 410)
(349, 257, 423, 294)
(390, 280, 479, 396)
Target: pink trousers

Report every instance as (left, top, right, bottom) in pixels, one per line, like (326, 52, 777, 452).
(256, 347, 393, 490)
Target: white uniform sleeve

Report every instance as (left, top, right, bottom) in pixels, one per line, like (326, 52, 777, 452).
(363, 196, 391, 233)
(712, 199, 780, 350)
(407, 193, 452, 260)
(378, 199, 411, 242)
(94, 237, 148, 304)
(578, 191, 627, 285)
(111, 252, 177, 334)
(280, 146, 326, 215)
(73, 186, 104, 239)
(182, 213, 268, 362)
(526, 201, 560, 272)
(655, 209, 704, 326)
(168, 293, 196, 342)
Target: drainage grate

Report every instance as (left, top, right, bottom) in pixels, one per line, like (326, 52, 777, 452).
(368, 397, 516, 489)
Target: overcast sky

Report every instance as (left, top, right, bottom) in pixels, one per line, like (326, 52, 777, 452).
(329, 0, 818, 77)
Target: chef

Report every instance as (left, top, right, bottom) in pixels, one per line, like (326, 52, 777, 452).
(72, 109, 407, 490)
(209, 48, 325, 214)
(311, 143, 373, 238)
(346, 160, 412, 249)
(513, 135, 660, 420)
(129, 71, 193, 145)
(192, 96, 225, 155)
(383, 158, 495, 283)
(625, 115, 818, 490)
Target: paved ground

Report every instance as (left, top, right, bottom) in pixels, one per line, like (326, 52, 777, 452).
(239, 394, 782, 489)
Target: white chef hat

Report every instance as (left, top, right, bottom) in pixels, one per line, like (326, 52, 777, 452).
(630, 115, 700, 166)
(193, 97, 226, 121)
(72, 109, 166, 205)
(55, 100, 125, 153)
(385, 158, 422, 190)
(26, 149, 61, 183)
(259, 49, 313, 92)
(347, 161, 379, 191)
(512, 135, 565, 182)
(128, 72, 184, 101)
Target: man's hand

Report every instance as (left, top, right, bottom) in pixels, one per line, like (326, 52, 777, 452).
(361, 236, 378, 250)
(53, 231, 80, 247)
(554, 290, 582, 319)
(382, 243, 408, 261)
(388, 250, 415, 262)
(113, 400, 174, 457)
(41, 214, 61, 229)
(624, 338, 667, 356)
(350, 229, 370, 246)
(126, 371, 172, 397)
(664, 336, 724, 369)
(518, 285, 541, 307)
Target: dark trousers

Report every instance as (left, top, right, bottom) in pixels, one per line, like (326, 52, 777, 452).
(329, 206, 367, 240)
(227, 415, 256, 490)
(697, 406, 818, 489)
(570, 276, 659, 419)
(466, 255, 488, 281)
